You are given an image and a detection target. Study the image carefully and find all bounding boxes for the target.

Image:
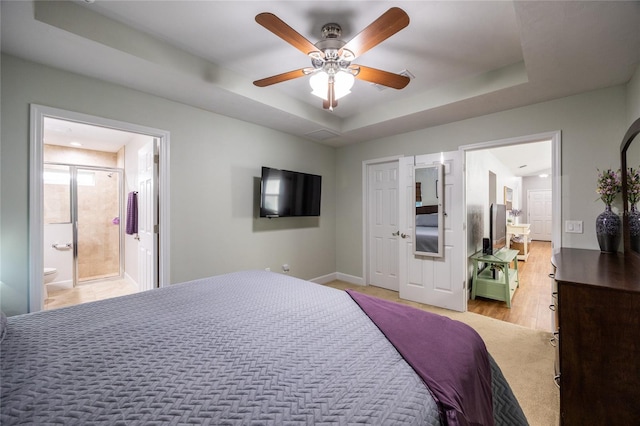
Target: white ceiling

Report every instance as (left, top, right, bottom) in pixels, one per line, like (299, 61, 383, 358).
(44, 117, 136, 153)
(488, 140, 552, 177)
(2, 0, 639, 149)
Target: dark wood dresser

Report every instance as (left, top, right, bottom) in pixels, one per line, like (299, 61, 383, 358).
(552, 248, 640, 425)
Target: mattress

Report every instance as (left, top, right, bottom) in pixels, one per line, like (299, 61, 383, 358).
(1, 271, 527, 425)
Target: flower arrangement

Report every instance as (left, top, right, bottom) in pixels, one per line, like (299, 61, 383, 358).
(509, 209, 522, 218)
(596, 168, 621, 206)
(627, 167, 640, 206)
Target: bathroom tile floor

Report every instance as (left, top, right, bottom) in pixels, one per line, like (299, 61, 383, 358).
(44, 277, 139, 311)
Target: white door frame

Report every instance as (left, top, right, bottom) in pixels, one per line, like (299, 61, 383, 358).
(459, 130, 562, 254)
(362, 155, 403, 286)
(29, 104, 171, 312)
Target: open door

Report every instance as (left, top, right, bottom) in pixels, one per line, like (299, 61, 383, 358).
(398, 151, 466, 312)
(137, 139, 158, 291)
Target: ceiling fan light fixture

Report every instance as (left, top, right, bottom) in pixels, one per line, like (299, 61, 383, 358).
(254, 8, 410, 110)
(310, 71, 329, 100)
(309, 70, 354, 101)
(334, 70, 355, 100)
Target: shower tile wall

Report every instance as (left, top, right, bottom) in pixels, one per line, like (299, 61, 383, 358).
(45, 145, 117, 167)
(44, 178, 71, 224)
(44, 145, 121, 282)
(77, 171, 120, 281)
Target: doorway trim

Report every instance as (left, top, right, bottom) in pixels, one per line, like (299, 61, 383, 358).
(29, 104, 171, 312)
(362, 155, 403, 286)
(459, 130, 562, 253)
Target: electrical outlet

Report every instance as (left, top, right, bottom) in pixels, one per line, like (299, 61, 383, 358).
(265, 267, 271, 272)
(282, 264, 290, 273)
(565, 220, 583, 233)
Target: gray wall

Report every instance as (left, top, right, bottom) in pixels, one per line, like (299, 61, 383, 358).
(1, 54, 337, 315)
(336, 85, 629, 278)
(628, 65, 640, 127)
(2, 55, 639, 315)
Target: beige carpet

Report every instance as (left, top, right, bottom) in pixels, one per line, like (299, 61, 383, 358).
(324, 282, 560, 426)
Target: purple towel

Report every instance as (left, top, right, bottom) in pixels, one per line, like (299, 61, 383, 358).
(346, 290, 494, 426)
(126, 191, 138, 235)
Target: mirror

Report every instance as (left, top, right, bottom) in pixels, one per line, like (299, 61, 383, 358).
(621, 117, 640, 260)
(504, 186, 513, 211)
(414, 164, 444, 257)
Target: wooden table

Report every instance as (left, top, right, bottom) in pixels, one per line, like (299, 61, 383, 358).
(507, 223, 530, 261)
(470, 248, 519, 308)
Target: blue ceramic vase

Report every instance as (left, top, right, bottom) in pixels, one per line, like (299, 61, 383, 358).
(596, 205, 621, 253)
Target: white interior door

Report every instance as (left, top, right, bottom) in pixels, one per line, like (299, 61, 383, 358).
(399, 152, 466, 312)
(528, 189, 552, 241)
(137, 139, 158, 291)
(367, 161, 400, 291)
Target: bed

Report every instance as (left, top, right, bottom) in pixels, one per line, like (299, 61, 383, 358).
(416, 213, 440, 253)
(1, 271, 527, 425)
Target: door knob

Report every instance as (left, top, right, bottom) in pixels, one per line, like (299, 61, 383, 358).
(401, 233, 409, 239)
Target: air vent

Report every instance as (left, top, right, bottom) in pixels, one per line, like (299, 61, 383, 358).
(371, 69, 415, 91)
(305, 129, 340, 141)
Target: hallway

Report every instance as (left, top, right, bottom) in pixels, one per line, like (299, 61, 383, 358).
(468, 240, 553, 332)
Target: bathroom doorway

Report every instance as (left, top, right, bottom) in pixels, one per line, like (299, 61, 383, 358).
(44, 163, 124, 290)
(30, 105, 171, 313)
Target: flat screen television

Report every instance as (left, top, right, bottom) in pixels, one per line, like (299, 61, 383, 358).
(489, 203, 507, 254)
(259, 167, 322, 218)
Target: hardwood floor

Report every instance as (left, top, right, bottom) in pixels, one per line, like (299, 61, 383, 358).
(469, 240, 554, 331)
(328, 240, 554, 332)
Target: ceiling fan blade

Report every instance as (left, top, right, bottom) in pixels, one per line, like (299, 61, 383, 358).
(256, 13, 323, 58)
(340, 7, 409, 59)
(353, 65, 410, 89)
(253, 69, 307, 87)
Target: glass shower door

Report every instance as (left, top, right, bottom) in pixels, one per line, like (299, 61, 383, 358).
(75, 167, 123, 283)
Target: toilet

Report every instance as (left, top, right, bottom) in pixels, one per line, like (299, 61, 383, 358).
(44, 267, 57, 284)
(44, 267, 57, 299)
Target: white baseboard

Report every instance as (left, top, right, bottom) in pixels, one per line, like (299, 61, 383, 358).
(124, 272, 139, 289)
(309, 273, 337, 284)
(46, 280, 73, 290)
(310, 272, 365, 286)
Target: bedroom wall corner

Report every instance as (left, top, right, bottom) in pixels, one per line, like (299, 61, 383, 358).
(335, 85, 627, 278)
(0, 53, 338, 315)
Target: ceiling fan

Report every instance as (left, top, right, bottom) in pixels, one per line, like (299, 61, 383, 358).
(253, 7, 411, 111)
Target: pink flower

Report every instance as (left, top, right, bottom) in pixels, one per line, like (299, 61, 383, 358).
(596, 168, 621, 205)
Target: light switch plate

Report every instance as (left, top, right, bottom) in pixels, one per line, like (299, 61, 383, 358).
(565, 220, 583, 233)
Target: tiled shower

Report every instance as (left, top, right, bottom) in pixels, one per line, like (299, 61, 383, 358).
(44, 145, 123, 286)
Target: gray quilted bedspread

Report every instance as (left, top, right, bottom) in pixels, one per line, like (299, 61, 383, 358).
(1, 271, 526, 425)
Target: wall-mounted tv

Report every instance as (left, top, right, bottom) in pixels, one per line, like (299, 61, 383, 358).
(259, 167, 322, 218)
(489, 203, 507, 254)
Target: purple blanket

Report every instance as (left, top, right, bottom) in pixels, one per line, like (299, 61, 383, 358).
(346, 290, 494, 426)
